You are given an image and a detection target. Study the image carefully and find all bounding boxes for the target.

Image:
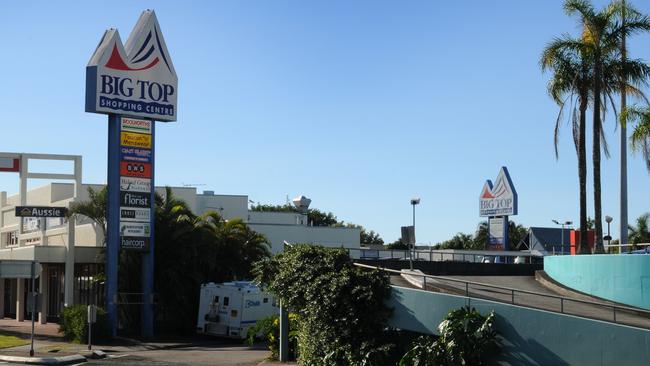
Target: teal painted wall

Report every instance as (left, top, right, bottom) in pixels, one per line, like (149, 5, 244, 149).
(389, 286, 650, 366)
(545, 255, 650, 310)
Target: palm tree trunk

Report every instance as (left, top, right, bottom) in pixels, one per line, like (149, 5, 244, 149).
(579, 93, 589, 254)
(593, 57, 605, 254)
(619, 0, 629, 248)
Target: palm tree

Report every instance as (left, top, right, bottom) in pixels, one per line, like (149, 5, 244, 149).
(68, 186, 108, 245)
(195, 211, 271, 281)
(624, 106, 650, 171)
(564, 0, 650, 252)
(628, 213, 650, 249)
(541, 35, 591, 254)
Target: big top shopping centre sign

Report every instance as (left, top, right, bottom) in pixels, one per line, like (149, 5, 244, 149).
(85, 10, 177, 338)
(86, 11, 177, 121)
(479, 167, 518, 251)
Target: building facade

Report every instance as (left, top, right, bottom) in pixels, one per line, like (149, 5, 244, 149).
(0, 177, 359, 324)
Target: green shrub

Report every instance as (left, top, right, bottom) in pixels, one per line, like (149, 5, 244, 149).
(400, 306, 498, 366)
(59, 305, 110, 343)
(247, 313, 299, 360)
(254, 244, 392, 365)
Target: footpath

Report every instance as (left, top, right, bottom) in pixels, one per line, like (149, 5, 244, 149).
(0, 318, 272, 365)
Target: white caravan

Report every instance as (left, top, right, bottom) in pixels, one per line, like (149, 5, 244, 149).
(196, 281, 277, 339)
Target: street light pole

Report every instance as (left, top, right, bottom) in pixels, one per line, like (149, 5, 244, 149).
(605, 216, 613, 253)
(410, 198, 420, 270)
(552, 220, 573, 254)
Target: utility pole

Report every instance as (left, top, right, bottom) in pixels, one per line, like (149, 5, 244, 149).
(620, 0, 629, 248)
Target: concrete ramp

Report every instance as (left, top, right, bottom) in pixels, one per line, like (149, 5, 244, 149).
(388, 285, 650, 365)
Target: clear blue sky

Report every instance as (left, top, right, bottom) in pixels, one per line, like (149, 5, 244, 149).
(1, 0, 649, 245)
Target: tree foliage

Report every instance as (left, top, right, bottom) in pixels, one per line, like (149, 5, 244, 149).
(623, 106, 650, 171)
(628, 212, 650, 245)
(68, 187, 108, 244)
(254, 245, 392, 365)
(399, 307, 498, 366)
(68, 186, 271, 334)
(434, 221, 528, 250)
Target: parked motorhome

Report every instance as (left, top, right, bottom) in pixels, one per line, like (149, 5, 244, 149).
(196, 281, 277, 339)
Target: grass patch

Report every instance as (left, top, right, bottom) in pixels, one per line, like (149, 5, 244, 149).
(0, 333, 29, 349)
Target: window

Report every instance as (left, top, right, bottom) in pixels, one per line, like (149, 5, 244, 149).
(263, 298, 268, 303)
(213, 296, 219, 304)
(22, 218, 40, 233)
(223, 296, 229, 306)
(4, 231, 18, 247)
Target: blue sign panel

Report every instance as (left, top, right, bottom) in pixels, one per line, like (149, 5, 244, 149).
(121, 146, 152, 163)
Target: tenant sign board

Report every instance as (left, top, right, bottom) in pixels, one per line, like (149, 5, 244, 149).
(121, 147, 152, 163)
(121, 117, 152, 134)
(120, 161, 152, 178)
(120, 237, 150, 251)
(479, 167, 518, 217)
(15, 206, 67, 218)
(120, 176, 151, 193)
(85, 11, 178, 121)
(121, 131, 152, 148)
(120, 191, 151, 208)
(120, 207, 151, 222)
(120, 222, 151, 237)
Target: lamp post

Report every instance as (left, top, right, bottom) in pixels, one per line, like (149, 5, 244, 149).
(410, 198, 420, 268)
(604, 216, 613, 253)
(552, 220, 573, 254)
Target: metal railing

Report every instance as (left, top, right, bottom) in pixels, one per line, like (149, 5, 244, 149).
(346, 247, 543, 264)
(354, 263, 650, 329)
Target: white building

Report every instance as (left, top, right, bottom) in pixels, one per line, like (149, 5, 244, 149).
(0, 153, 359, 324)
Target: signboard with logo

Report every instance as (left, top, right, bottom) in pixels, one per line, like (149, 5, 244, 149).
(120, 207, 151, 222)
(85, 12, 178, 122)
(488, 217, 507, 251)
(120, 237, 150, 251)
(121, 147, 152, 163)
(15, 206, 67, 218)
(120, 222, 151, 237)
(120, 161, 152, 178)
(479, 167, 518, 217)
(479, 167, 517, 251)
(120, 176, 151, 192)
(86, 10, 176, 337)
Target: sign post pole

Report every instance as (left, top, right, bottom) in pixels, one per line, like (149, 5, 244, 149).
(29, 261, 35, 357)
(141, 122, 155, 338)
(106, 115, 121, 337)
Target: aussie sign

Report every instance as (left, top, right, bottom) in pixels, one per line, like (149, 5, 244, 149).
(479, 167, 518, 217)
(15, 206, 67, 218)
(85, 11, 178, 121)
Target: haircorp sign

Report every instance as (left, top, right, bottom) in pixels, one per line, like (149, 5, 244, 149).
(85, 10, 178, 121)
(479, 167, 518, 217)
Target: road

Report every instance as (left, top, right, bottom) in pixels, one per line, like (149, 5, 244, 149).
(390, 274, 650, 329)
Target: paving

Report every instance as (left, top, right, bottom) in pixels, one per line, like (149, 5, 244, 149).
(0, 320, 270, 365)
(390, 274, 650, 329)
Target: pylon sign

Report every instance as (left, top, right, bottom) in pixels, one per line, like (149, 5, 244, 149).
(479, 167, 518, 251)
(85, 11, 178, 121)
(85, 10, 177, 338)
